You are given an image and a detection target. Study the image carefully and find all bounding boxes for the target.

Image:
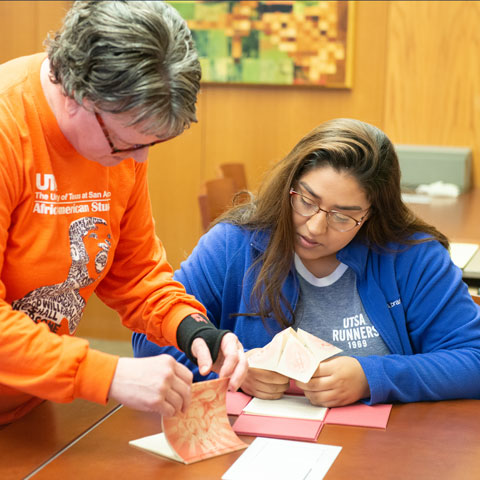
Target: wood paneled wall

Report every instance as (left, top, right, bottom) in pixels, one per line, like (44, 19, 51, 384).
(0, 1, 70, 63)
(1, 1, 479, 339)
(384, 1, 480, 187)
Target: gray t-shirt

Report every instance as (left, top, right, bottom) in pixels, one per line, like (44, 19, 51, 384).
(293, 254, 390, 357)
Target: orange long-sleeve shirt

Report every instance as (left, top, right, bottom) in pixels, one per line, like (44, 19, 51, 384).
(0, 53, 206, 424)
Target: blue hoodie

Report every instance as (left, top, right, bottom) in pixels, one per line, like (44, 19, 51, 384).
(132, 222, 480, 404)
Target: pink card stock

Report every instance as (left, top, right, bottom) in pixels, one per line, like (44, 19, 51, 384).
(232, 413, 324, 442)
(226, 391, 253, 415)
(324, 403, 392, 429)
(285, 379, 304, 396)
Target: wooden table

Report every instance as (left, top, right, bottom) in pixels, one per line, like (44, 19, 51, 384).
(31, 399, 480, 480)
(406, 188, 480, 243)
(406, 188, 480, 283)
(0, 398, 119, 479)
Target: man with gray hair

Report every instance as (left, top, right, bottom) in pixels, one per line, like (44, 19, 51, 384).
(0, 0, 246, 425)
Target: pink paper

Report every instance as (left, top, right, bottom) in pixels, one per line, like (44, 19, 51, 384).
(285, 379, 304, 396)
(226, 391, 253, 415)
(324, 403, 392, 429)
(232, 413, 323, 442)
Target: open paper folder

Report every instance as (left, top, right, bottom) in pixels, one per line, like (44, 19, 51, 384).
(248, 328, 342, 383)
(129, 377, 247, 464)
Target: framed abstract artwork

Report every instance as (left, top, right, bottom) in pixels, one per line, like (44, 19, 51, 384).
(169, 1, 354, 88)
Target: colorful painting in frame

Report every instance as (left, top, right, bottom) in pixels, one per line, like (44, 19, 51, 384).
(169, 1, 354, 88)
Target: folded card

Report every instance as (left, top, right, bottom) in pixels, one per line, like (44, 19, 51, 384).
(247, 328, 342, 382)
(129, 377, 247, 464)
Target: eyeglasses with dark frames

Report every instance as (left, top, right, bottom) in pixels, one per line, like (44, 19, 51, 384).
(94, 112, 173, 154)
(289, 189, 368, 232)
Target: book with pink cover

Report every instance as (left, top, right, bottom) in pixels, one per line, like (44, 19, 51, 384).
(247, 328, 342, 382)
(129, 377, 247, 464)
(324, 403, 392, 429)
(232, 413, 324, 442)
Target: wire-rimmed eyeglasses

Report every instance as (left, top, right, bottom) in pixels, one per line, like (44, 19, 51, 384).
(289, 189, 368, 232)
(94, 112, 173, 154)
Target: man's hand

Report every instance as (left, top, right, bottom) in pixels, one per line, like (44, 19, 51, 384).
(191, 332, 247, 391)
(237, 348, 289, 399)
(295, 356, 370, 407)
(108, 355, 193, 417)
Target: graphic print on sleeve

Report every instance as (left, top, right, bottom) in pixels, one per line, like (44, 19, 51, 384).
(12, 216, 111, 335)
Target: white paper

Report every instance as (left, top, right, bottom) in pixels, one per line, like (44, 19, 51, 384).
(222, 437, 342, 480)
(242, 395, 328, 421)
(416, 181, 459, 197)
(401, 193, 432, 204)
(449, 242, 479, 269)
(129, 432, 184, 463)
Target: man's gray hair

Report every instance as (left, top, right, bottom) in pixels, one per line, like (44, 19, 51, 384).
(45, 0, 201, 137)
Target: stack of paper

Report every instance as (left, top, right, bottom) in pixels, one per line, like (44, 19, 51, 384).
(231, 392, 392, 441)
(233, 414, 324, 442)
(233, 394, 327, 442)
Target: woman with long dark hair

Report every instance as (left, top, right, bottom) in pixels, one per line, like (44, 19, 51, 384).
(134, 118, 480, 406)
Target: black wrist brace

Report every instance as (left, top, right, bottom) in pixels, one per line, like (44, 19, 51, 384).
(176, 313, 229, 365)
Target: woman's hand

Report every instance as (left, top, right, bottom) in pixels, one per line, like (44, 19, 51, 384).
(239, 348, 289, 399)
(295, 356, 370, 407)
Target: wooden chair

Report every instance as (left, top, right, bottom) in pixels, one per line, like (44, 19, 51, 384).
(198, 177, 236, 231)
(218, 163, 248, 191)
(471, 294, 480, 306)
(198, 163, 250, 231)
(197, 193, 210, 232)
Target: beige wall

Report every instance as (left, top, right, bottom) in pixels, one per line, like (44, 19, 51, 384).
(0, 1, 70, 62)
(1, 1, 479, 339)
